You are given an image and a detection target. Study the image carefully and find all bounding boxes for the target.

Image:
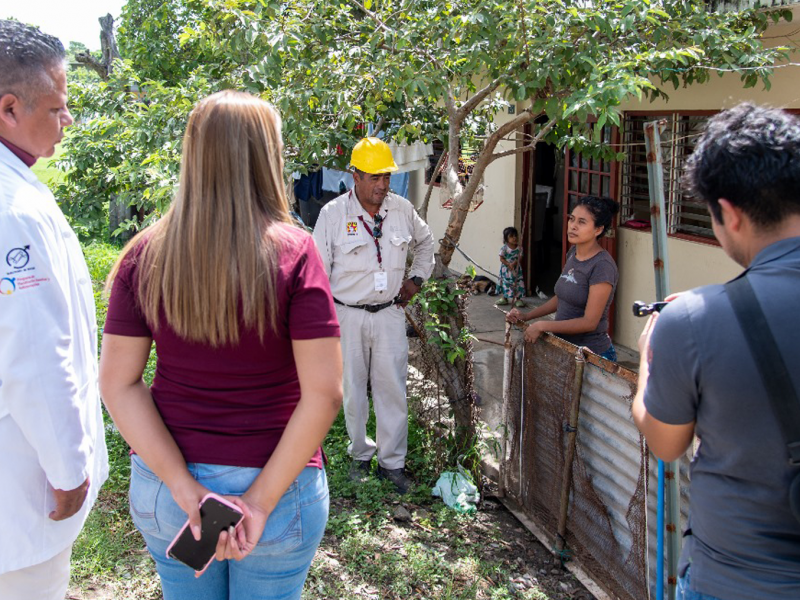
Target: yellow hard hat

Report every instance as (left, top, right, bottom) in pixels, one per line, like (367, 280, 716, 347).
(350, 137, 398, 174)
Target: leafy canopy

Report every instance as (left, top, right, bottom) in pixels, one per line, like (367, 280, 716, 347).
(57, 0, 790, 244)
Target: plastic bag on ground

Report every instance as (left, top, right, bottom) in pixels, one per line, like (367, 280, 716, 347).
(431, 469, 479, 514)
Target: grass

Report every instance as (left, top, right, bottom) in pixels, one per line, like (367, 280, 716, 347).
(69, 242, 576, 600)
(68, 242, 161, 599)
(31, 144, 67, 186)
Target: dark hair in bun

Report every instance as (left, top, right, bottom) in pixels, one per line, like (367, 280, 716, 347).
(576, 195, 619, 239)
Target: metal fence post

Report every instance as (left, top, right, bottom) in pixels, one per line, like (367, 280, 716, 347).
(643, 120, 681, 600)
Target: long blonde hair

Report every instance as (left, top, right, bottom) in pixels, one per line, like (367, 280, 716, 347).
(108, 91, 293, 346)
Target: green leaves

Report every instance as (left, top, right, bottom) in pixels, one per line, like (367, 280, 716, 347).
(411, 277, 474, 364)
(57, 62, 216, 240)
(59, 0, 787, 244)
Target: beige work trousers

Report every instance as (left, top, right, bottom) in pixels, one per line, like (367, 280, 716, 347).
(336, 303, 409, 470)
(0, 545, 71, 600)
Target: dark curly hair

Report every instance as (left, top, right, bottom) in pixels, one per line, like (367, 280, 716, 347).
(685, 103, 800, 229)
(575, 195, 619, 239)
(503, 226, 519, 243)
(0, 20, 65, 106)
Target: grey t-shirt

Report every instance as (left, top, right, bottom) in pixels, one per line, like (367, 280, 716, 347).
(554, 247, 618, 354)
(643, 237, 800, 600)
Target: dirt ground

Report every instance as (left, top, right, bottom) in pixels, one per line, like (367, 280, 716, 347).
(306, 490, 595, 600)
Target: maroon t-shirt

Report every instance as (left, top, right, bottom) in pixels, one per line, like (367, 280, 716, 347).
(104, 224, 340, 469)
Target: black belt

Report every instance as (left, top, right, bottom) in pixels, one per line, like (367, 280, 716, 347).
(334, 297, 397, 313)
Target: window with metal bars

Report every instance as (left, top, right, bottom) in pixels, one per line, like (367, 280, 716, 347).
(620, 112, 716, 241)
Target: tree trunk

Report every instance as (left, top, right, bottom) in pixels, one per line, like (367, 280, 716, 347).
(436, 108, 553, 268)
(99, 14, 121, 77)
(74, 14, 121, 82)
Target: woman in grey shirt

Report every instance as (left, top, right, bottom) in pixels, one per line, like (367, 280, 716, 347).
(507, 195, 619, 360)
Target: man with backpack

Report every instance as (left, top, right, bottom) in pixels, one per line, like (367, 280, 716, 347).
(633, 103, 800, 600)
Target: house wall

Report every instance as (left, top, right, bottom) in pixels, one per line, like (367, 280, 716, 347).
(411, 110, 520, 279)
(614, 228, 742, 348)
(612, 9, 800, 348)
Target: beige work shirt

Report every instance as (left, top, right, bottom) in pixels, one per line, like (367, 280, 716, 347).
(312, 189, 434, 305)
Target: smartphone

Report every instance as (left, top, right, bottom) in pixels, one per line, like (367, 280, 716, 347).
(166, 493, 244, 574)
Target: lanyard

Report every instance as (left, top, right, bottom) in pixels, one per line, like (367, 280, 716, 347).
(358, 213, 385, 267)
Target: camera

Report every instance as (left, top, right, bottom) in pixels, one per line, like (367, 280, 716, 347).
(632, 300, 668, 317)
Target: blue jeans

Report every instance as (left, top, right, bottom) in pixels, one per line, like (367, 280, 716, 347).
(129, 454, 329, 600)
(678, 566, 724, 600)
(599, 345, 617, 362)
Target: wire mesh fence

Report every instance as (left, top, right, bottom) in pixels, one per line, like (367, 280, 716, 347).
(404, 289, 482, 482)
(404, 287, 669, 600)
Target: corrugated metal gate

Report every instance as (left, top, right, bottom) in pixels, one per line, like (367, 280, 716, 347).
(500, 333, 690, 600)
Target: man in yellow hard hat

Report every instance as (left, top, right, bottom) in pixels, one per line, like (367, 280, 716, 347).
(312, 137, 434, 494)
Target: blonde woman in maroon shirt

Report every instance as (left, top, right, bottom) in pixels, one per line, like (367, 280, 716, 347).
(99, 91, 342, 600)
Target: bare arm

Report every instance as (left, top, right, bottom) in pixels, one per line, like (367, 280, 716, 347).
(632, 313, 695, 461)
(99, 334, 208, 539)
(507, 294, 559, 324)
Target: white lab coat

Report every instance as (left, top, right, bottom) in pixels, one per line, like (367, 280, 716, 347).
(0, 144, 108, 574)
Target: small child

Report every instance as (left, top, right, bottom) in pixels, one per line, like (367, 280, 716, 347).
(496, 227, 526, 307)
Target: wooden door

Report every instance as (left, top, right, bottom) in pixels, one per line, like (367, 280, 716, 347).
(562, 125, 620, 334)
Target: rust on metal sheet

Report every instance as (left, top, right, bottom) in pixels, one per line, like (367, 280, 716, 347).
(667, 523, 677, 533)
(650, 204, 661, 215)
(654, 259, 664, 270)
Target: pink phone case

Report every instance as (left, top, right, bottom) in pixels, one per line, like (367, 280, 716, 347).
(166, 492, 244, 576)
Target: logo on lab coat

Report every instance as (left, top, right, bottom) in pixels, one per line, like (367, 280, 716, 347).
(0, 277, 15, 295)
(346, 221, 358, 236)
(5, 245, 30, 269)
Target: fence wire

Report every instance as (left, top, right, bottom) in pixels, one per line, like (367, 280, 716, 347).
(404, 289, 480, 479)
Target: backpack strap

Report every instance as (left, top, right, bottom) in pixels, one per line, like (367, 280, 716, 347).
(725, 276, 800, 465)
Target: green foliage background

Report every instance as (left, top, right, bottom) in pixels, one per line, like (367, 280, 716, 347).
(54, 0, 791, 242)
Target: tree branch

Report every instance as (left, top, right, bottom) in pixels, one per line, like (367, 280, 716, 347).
(489, 143, 537, 163)
(75, 52, 109, 80)
(455, 77, 504, 122)
(347, 0, 443, 70)
(373, 116, 386, 137)
(347, 0, 392, 34)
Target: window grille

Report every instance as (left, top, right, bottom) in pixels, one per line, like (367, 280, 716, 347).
(620, 113, 715, 240)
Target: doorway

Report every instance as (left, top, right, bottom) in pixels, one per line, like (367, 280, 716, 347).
(520, 123, 563, 297)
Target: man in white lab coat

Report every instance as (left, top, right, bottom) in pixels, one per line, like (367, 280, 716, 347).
(0, 20, 108, 599)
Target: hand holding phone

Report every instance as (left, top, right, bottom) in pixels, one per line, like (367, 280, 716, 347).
(166, 493, 245, 575)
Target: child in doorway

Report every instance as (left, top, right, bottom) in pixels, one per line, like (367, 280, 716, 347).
(496, 227, 526, 307)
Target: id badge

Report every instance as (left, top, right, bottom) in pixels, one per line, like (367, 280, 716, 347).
(374, 271, 388, 291)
